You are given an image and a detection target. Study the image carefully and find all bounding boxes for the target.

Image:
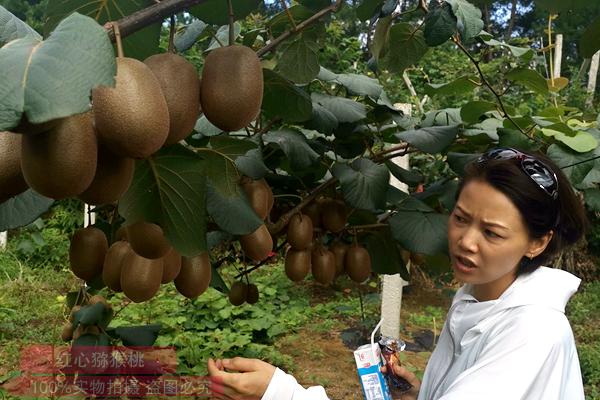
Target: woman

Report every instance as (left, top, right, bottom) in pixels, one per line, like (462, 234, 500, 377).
(207, 147, 588, 400)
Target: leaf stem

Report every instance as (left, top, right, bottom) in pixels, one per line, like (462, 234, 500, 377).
(279, 0, 297, 30)
(168, 15, 176, 53)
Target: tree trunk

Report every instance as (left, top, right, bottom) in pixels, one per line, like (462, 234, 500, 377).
(586, 51, 600, 109)
(504, 0, 517, 41)
(553, 34, 563, 78)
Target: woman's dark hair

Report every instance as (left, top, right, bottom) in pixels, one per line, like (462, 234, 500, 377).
(456, 147, 588, 276)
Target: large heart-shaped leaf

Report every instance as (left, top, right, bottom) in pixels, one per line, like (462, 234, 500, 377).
(268, 4, 316, 37)
(381, 23, 428, 73)
(581, 17, 600, 58)
(483, 38, 533, 60)
(424, 2, 456, 46)
(446, 0, 484, 42)
(311, 93, 367, 123)
(331, 158, 390, 211)
(209, 136, 257, 159)
(546, 144, 595, 186)
(460, 101, 497, 124)
(424, 76, 479, 97)
(356, 0, 383, 20)
(583, 189, 600, 212)
(364, 229, 409, 278)
(195, 115, 223, 137)
(307, 102, 338, 133)
(206, 23, 241, 50)
(0, 5, 41, 46)
(0, 190, 54, 231)
(174, 19, 208, 52)
(389, 210, 448, 255)
(262, 69, 312, 122)
(114, 324, 161, 347)
(0, 13, 115, 131)
(276, 35, 320, 84)
(385, 161, 423, 186)
(506, 67, 548, 95)
(396, 125, 459, 154)
(541, 127, 598, 153)
(44, 0, 160, 60)
(263, 129, 320, 171)
(119, 145, 207, 257)
(446, 152, 480, 176)
(73, 302, 113, 329)
(235, 148, 270, 180)
(335, 73, 383, 98)
(190, 0, 260, 25)
(199, 149, 263, 235)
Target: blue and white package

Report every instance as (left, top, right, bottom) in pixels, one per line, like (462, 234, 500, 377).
(353, 319, 392, 400)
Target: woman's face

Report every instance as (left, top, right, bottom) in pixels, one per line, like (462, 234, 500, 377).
(447, 179, 551, 301)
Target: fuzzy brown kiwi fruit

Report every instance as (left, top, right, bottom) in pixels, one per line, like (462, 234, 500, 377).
(240, 224, 273, 262)
(127, 221, 171, 259)
(174, 252, 211, 299)
(246, 283, 259, 304)
(161, 247, 182, 284)
(115, 225, 129, 242)
(21, 113, 97, 199)
(228, 281, 248, 306)
(284, 249, 311, 282)
(321, 199, 347, 233)
(69, 305, 82, 322)
(303, 200, 322, 229)
(144, 53, 201, 145)
(200, 45, 263, 131)
(329, 241, 349, 277)
(0, 132, 28, 203)
(78, 145, 134, 205)
(92, 57, 169, 158)
(311, 246, 336, 285)
(241, 178, 273, 220)
(61, 322, 74, 342)
(69, 227, 108, 281)
(287, 213, 313, 250)
(345, 244, 372, 283)
(88, 294, 111, 309)
(120, 251, 163, 303)
(102, 241, 132, 291)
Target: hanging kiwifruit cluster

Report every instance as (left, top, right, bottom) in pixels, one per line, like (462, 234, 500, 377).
(61, 295, 112, 343)
(283, 194, 373, 285)
(228, 280, 259, 306)
(69, 222, 212, 303)
(239, 176, 274, 263)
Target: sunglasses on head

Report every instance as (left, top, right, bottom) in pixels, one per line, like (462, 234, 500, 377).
(477, 147, 559, 200)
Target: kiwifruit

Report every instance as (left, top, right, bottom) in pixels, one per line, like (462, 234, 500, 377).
(284, 249, 311, 282)
(88, 295, 111, 309)
(120, 251, 164, 303)
(410, 252, 426, 266)
(287, 213, 313, 250)
(174, 252, 211, 299)
(240, 224, 273, 262)
(200, 45, 263, 131)
(303, 200, 322, 229)
(69, 227, 109, 281)
(329, 240, 349, 277)
(73, 325, 101, 340)
(228, 281, 248, 306)
(241, 178, 273, 220)
(92, 57, 169, 158)
(144, 53, 201, 145)
(61, 322, 74, 342)
(246, 283, 259, 304)
(102, 241, 132, 291)
(127, 221, 171, 259)
(161, 247, 182, 284)
(311, 246, 336, 285)
(321, 199, 347, 233)
(21, 112, 97, 199)
(78, 145, 135, 205)
(0, 132, 28, 203)
(115, 225, 129, 242)
(345, 244, 372, 283)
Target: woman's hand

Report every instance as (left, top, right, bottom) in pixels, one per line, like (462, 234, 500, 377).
(381, 363, 421, 400)
(207, 357, 276, 400)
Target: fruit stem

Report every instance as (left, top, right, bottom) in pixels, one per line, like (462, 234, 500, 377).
(233, 238, 287, 279)
(168, 15, 176, 53)
(112, 22, 124, 58)
(227, 0, 235, 46)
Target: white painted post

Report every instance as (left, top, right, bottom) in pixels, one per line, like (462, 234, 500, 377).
(586, 51, 600, 109)
(553, 34, 563, 79)
(84, 203, 96, 228)
(380, 103, 411, 339)
(0, 231, 7, 250)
